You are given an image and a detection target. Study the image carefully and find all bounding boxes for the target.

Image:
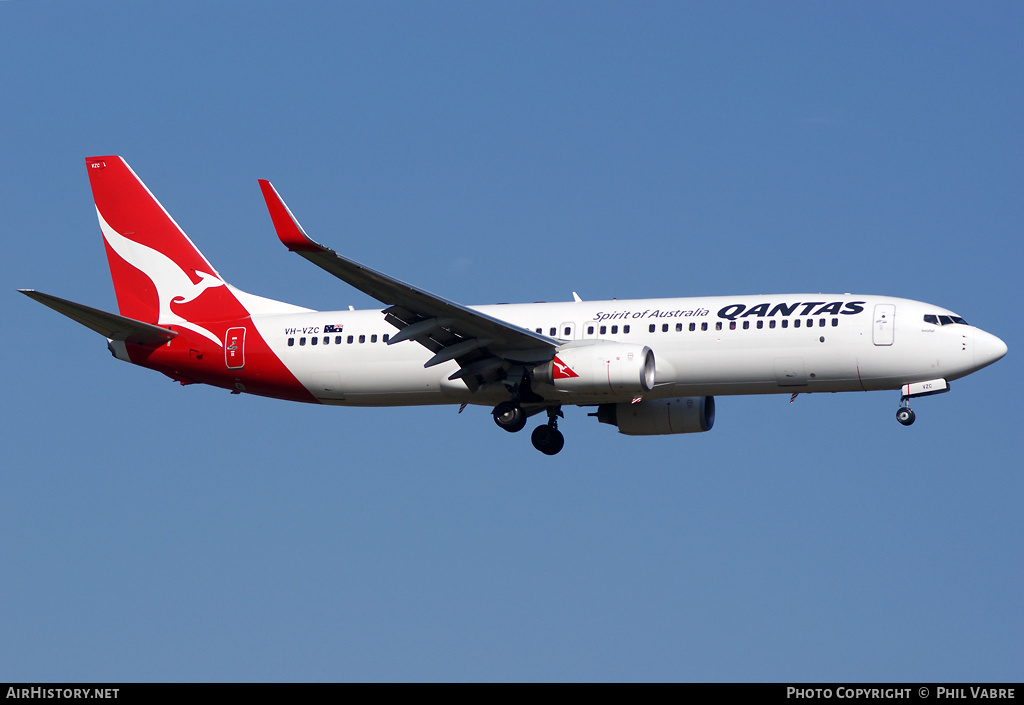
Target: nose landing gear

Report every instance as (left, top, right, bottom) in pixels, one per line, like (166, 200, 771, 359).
(896, 404, 916, 426)
(895, 379, 950, 426)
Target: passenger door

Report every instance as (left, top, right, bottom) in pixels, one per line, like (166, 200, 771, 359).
(873, 304, 895, 346)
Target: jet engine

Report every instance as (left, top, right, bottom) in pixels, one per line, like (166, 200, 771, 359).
(533, 343, 655, 396)
(595, 396, 715, 435)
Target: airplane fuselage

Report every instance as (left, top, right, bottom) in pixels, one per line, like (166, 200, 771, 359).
(108, 293, 1004, 408)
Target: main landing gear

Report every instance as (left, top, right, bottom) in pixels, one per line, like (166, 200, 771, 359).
(531, 408, 565, 456)
(492, 400, 527, 433)
(492, 401, 565, 455)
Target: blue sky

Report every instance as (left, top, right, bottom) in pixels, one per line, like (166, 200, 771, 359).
(2, 1, 1021, 682)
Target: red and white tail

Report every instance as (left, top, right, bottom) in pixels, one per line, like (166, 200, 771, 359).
(86, 156, 256, 346)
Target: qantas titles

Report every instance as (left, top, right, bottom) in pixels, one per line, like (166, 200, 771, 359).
(718, 301, 865, 320)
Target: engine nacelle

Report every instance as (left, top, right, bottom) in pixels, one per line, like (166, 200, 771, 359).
(533, 343, 655, 396)
(596, 396, 715, 435)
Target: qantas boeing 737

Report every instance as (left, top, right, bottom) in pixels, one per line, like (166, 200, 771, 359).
(20, 156, 1007, 455)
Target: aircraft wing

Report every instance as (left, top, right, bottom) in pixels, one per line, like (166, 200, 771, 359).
(258, 181, 557, 386)
(19, 289, 178, 344)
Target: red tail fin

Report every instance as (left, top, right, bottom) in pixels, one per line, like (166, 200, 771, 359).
(86, 156, 249, 344)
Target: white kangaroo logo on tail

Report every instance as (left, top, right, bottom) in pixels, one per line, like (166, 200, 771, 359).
(97, 208, 226, 346)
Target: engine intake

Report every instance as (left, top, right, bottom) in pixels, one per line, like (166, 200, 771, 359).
(596, 396, 715, 435)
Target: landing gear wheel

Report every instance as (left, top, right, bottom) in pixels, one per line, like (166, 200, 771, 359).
(896, 407, 916, 426)
(493, 401, 527, 433)
(531, 424, 565, 455)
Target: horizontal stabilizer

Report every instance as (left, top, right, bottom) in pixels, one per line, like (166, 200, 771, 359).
(19, 289, 178, 344)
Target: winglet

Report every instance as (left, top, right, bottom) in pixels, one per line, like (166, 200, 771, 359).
(258, 179, 324, 253)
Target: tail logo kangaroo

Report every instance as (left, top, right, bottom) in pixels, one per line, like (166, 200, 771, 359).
(97, 208, 226, 346)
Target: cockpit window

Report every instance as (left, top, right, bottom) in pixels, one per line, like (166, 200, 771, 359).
(926, 313, 968, 326)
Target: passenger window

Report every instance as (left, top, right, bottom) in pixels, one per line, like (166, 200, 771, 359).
(782, 320, 789, 328)
(383, 334, 390, 343)
(715, 321, 722, 331)
(623, 325, 630, 334)
(371, 334, 377, 343)
(611, 325, 618, 334)
(564, 326, 571, 336)
(661, 324, 668, 332)
(587, 325, 595, 335)
(311, 336, 318, 345)
(359, 335, 365, 343)
(600, 326, 607, 335)
(676, 323, 683, 332)
(756, 320, 763, 329)
(819, 318, 825, 327)
(649, 324, 656, 333)
(729, 321, 736, 330)
(336, 336, 343, 344)
(323, 336, 330, 344)
(300, 337, 306, 346)
(742, 321, 749, 329)
(535, 328, 542, 334)
(689, 322, 696, 332)
(550, 327, 556, 336)
(288, 338, 294, 346)
(347, 335, 354, 344)
(701, 322, 708, 331)
(794, 319, 800, 328)
(831, 318, 838, 327)
(769, 320, 776, 329)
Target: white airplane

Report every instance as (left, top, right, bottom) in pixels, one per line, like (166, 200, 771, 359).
(21, 156, 1007, 455)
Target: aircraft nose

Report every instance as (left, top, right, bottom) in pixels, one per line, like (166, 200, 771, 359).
(974, 329, 1008, 370)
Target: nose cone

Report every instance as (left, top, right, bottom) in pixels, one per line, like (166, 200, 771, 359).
(974, 329, 1008, 370)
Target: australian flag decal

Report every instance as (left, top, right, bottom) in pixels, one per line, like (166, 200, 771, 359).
(324, 324, 344, 333)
